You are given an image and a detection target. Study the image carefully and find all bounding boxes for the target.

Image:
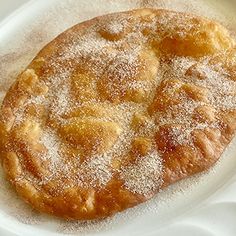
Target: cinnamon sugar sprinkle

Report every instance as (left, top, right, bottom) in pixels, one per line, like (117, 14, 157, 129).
(27, 19, 235, 193)
(0, 0, 235, 234)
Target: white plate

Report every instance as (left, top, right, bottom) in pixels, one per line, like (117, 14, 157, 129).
(0, 0, 29, 21)
(0, 0, 236, 235)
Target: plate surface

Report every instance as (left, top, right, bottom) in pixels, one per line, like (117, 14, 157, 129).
(0, 0, 236, 235)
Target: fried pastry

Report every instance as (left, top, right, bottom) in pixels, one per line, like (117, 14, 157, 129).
(0, 8, 236, 220)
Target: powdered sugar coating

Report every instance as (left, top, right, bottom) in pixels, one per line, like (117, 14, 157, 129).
(120, 150, 163, 196)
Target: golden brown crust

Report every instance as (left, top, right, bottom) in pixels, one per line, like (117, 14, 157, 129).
(0, 8, 236, 220)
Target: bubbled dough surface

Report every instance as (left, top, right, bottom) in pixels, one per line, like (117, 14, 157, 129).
(0, 8, 236, 220)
